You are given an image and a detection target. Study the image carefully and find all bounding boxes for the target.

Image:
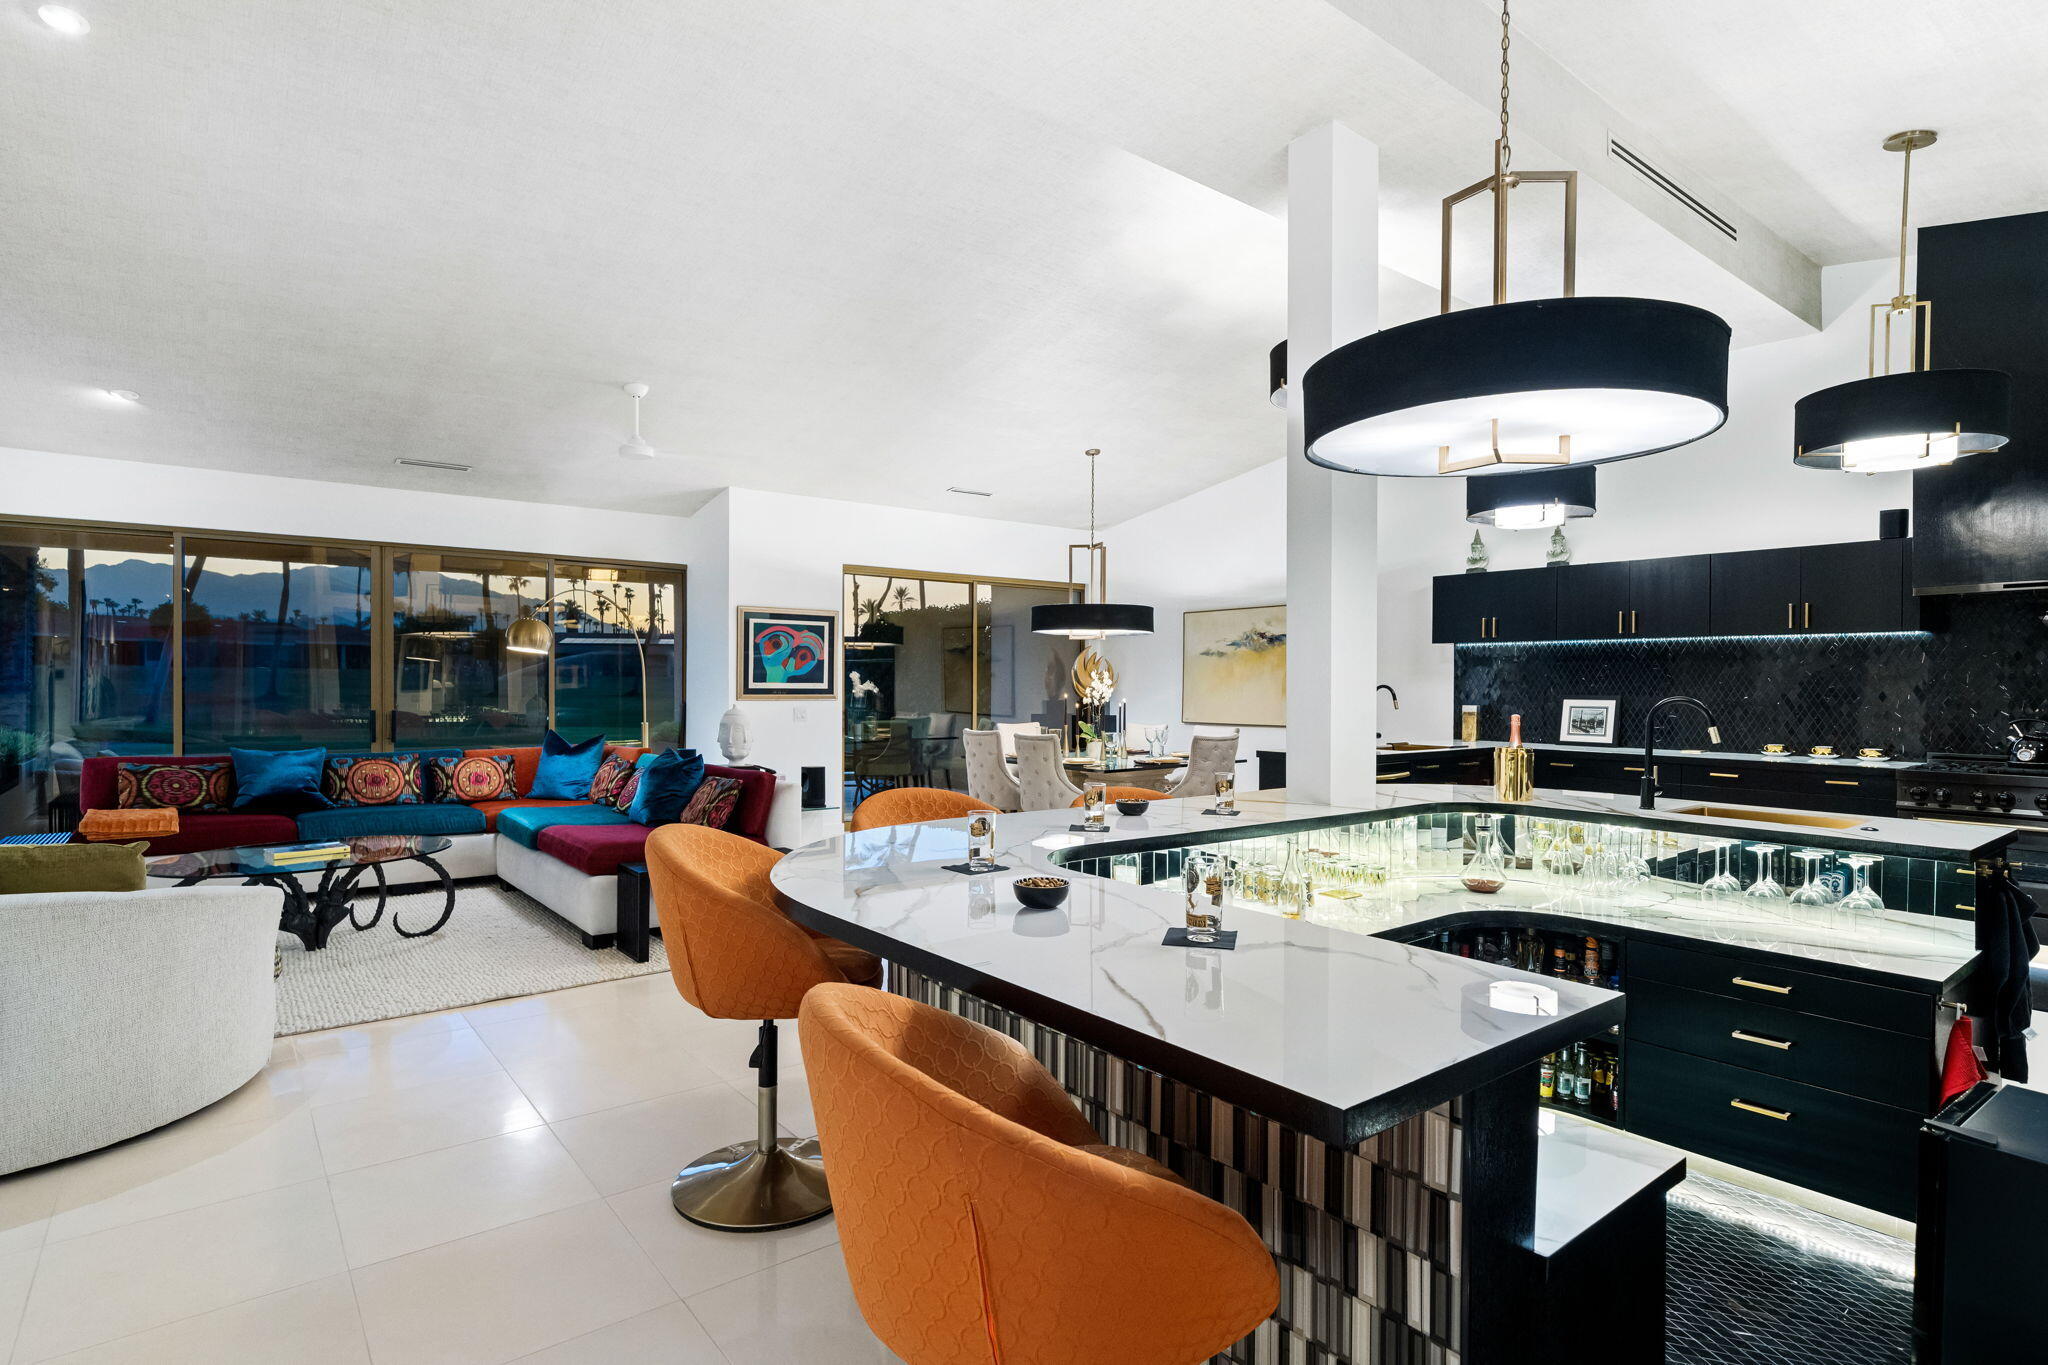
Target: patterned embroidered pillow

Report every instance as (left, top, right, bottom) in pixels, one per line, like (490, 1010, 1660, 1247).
(588, 753, 635, 807)
(114, 760, 231, 812)
(427, 754, 520, 804)
(607, 758, 649, 814)
(676, 775, 743, 830)
(321, 754, 424, 807)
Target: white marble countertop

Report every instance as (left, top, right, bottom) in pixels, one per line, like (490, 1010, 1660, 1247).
(1378, 741, 1922, 772)
(1534, 1112, 1686, 1257)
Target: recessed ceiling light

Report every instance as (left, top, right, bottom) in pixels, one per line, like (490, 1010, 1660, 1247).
(104, 389, 139, 403)
(38, 6, 91, 35)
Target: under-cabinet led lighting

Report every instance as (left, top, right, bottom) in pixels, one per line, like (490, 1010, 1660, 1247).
(1455, 631, 1934, 647)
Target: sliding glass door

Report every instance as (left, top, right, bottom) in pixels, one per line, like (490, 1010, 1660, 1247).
(390, 551, 549, 747)
(842, 568, 1077, 798)
(0, 522, 176, 833)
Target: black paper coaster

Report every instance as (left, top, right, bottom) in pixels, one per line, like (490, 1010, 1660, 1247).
(1163, 927, 1238, 949)
(940, 861, 1009, 875)
(1200, 807, 1243, 817)
(1068, 824, 1110, 834)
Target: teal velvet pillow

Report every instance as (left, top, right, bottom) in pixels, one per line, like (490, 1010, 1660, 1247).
(229, 747, 333, 814)
(528, 730, 606, 800)
(625, 748, 706, 826)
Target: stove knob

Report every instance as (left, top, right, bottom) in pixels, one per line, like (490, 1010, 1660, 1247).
(1933, 788, 1951, 805)
(1969, 789, 1990, 808)
(2036, 793, 2048, 813)
(1998, 791, 2018, 811)
(1907, 786, 1930, 803)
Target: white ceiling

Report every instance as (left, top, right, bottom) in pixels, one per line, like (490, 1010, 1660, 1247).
(3, 0, 2044, 528)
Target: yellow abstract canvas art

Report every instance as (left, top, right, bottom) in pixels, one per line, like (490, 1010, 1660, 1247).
(1181, 605, 1286, 726)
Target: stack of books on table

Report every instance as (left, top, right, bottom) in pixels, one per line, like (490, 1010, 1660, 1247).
(260, 841, 351, 867)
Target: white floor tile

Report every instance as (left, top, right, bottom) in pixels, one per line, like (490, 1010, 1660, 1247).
(35, 1272, 369, 1364)
(43, 1111, 327, 1244)
(328, 1127, 597, 1268)
(676, 1020, 801, 1086)
(312, 1070, 544, 1175)
(0, 1166, 59, 1258)
(0, 1246, 39, 1365)
(510, 1300, 725, 1364)
(469, 1000, 706, 1067)
(488, 1038, 723, 1124)
(292, 1010, 475, 1061)
(550, 1085, 760, 1197)
(607, 1180, 837, 1301)
(12, 1179, 346, 1362)
(350, 1201, 673, 1365)
(276, 1029, 508, 1109)
(685, 1245, 901, 1365)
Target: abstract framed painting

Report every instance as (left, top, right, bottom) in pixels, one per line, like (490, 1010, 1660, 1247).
(736, 607, 840, 700)
(1181, 605, 1286, 727)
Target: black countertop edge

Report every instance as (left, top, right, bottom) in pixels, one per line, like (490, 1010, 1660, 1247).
(1058, 795, 2014, 863)
(775, 884, 1626, 1149)
(1374, 905, 1977, 997)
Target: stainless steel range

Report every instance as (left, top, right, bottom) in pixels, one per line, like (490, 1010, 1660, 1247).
(1900, 752, 2048, 898)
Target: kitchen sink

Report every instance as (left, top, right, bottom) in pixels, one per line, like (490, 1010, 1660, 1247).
(1670, 804, 1865, 830)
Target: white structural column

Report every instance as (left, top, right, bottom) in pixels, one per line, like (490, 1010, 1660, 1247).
(1285, 122, 1381, 806)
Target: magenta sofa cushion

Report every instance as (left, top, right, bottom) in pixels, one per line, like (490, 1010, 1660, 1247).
(535, 822, 654, 878)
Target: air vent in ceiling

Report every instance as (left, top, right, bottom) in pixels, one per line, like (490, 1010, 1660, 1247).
(394, 457, 472, 473)
(1608, 139, 1738, 242)
(947, 486, 994, 497)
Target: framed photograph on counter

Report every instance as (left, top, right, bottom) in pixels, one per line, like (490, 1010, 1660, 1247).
(1557, 697, 1619, 744)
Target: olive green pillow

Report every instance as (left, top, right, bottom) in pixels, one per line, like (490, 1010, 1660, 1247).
(0, 842, 148, 895)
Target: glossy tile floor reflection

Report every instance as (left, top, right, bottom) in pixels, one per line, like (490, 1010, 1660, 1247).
(0, 967, 1924, 1365)
(1668, 1174, 1914, 1365)
(0, 973, 903, 1364)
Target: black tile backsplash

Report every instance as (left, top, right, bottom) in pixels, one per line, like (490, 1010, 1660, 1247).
(1454, 589, 2048, 757)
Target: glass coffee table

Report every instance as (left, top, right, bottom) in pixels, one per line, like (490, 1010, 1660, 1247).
(147, 834, 457, 951)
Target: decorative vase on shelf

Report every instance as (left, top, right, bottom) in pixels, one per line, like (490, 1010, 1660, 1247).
(1465, 530, 1489, 573)
(717, 704, 751, 763)
(1546, 525, 1572, 565)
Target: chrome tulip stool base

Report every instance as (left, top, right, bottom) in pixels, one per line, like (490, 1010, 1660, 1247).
(671, 1020, 833, 1233)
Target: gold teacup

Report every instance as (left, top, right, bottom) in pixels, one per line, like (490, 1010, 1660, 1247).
(1761, 743, 1789, 755)
(1858, 747, 1887, 760)
(1808, 745, 1837, 758)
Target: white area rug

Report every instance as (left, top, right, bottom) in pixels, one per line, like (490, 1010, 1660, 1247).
(275, 881, 666, 1035)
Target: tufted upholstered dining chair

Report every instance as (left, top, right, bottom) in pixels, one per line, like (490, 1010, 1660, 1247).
(850, 788, 995, 832)
(1012, 731, 1084, 811)
(800, 984, 1279, 1364)
(960, 729, 1022, 812)
(646, 823, 880, 1231)
(1165, 732, 1241, 800)
(992, 720, 1042, 759)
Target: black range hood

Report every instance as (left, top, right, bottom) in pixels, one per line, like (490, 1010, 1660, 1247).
(1912, 210, 2048, 594)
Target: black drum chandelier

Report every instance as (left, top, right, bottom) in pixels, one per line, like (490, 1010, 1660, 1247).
(1030, 448, 1155, 639)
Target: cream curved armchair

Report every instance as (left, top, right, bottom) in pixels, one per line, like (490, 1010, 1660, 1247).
(1012, 731, 1084, 811)
(1165, 732, 1241, 800)
(962, 729, 1023, 812)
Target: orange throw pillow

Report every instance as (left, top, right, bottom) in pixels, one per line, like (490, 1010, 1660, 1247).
(77, 808, 180, 842)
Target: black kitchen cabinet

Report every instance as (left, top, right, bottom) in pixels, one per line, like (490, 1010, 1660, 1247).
(1430, 568, 1558, 643)
(1708, 547, 1803, 635)
(1801, 540, 1913, 633)
(1630, 555, 1710, 638)
(1554, 562, 1632, 640)
(1431, 573, 1490, 644)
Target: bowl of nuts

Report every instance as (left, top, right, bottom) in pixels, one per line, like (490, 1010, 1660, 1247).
(1012, 875, 1070, 910)
(1114, 797, 1150, 815)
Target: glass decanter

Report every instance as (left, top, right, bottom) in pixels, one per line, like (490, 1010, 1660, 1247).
(1461, 815, 1507, 894)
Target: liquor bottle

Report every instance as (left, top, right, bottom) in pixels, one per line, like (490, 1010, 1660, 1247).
(1572, 1045, 1594, 1108)
(1600, 940, 1618, 989)
(1582, 936, 1601, 985)
(1539, 1055, 1556, 1101)
(1590, 1050, 1610, 1113)
(1551, 1049, 1574, 1104)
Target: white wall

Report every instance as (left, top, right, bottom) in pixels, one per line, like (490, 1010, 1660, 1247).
(1100, 257, 1919, 754)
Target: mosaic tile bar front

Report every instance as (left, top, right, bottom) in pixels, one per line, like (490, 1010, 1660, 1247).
(890, 964, 1467, 1365)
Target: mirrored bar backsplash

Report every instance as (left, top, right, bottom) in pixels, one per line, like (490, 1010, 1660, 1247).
(1452, 588, 2048, 755)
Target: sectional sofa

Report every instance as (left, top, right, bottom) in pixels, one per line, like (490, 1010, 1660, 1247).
(78, 745, 799, 948)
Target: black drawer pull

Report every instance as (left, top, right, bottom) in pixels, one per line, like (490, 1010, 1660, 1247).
(1731, 1029, 1793, 1051)
(1731, 1098, 1793, 1121)
(1731, 975, 1792, 995)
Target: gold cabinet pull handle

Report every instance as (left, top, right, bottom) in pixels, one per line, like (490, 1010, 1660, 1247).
(1617, 609, 1624, 634)
(1631, 609, 1638, 633)
(1550, 762, 1574, 768)
(1732, 1029, 1793, 1051)
(1709, 771, 1740, 778)
(1624, 766, 1645, 773)
(1731, 975, 1792, 995)
(1786, 602, 1794, 629)
(1824, 779, 1859, 786)
(1378, 771, 1411, 781)
(1804, 601, 1812, 629)
(1731, 1098, 1793, 1121)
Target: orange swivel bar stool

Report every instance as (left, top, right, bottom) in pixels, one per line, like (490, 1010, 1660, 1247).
(800, 984, 1279, 1364)
(646, 824, 880, 1232)
(849, 788, 995, 831)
